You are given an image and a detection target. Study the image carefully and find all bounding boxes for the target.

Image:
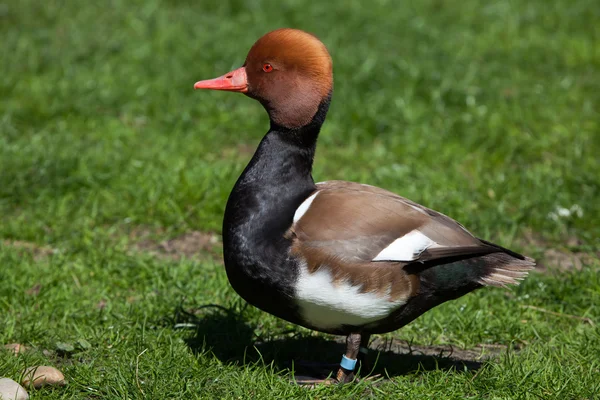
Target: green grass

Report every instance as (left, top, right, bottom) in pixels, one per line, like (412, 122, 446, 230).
(1, 0, 599, 398)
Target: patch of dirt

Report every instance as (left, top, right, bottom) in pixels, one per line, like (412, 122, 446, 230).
(248, 335, 512, 379)
(367, 337, 513, 362)
(132, 229, 221, 260)
(538, 249, 596, 272)
(0, 239, 55, 260)
(521, 230, 598, 273)
(25, 283, 42, 296)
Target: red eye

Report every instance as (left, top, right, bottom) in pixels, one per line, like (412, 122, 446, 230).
(262, 63, 273, 73)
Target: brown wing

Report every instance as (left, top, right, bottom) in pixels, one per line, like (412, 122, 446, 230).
(291, 180, 494, 264)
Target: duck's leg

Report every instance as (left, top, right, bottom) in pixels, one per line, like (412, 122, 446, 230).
(292, 333, 366, 385)
(335, 332, 362, 383)
(357, 333, 372, 373)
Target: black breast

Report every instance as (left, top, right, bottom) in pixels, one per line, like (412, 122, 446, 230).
(221, 127, 319, 326)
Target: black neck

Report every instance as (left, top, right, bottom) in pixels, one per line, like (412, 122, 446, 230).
(222, 94, 330, 280)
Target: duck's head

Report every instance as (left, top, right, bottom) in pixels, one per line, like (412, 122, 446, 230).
(195, 28, 333, 129)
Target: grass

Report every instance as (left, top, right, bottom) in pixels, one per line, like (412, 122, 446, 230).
(1, 0, 599, 398)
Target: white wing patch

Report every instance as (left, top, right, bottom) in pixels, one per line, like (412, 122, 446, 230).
(293, 191, 319, 223)
(295, 264, 408, 330)
(373, 230, 436, 261)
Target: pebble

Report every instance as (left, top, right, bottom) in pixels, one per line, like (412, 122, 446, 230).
(2, 344, 27, 356)
(0, 378, 29, 400)
(21, 366, 65, 389)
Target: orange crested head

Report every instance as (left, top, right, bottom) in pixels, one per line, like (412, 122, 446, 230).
(195, 28, 333, 129)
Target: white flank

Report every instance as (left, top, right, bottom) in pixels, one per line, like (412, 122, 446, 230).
(293, 192, 319, 223)
(373, 230, 436, 261)
(295, 264, 408, 330)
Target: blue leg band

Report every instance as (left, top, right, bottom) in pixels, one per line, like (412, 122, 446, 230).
(340, 354, 357, 371)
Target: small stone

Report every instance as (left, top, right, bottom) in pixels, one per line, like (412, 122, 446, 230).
(0, 378, 29, 400)
(21, 366, 66, 389)
(2, 344, 27, 356)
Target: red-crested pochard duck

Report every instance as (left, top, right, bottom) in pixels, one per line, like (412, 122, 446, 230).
(194, 28, 535, 384)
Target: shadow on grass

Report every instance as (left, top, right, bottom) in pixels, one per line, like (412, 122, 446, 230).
(177, 305, 487, 379)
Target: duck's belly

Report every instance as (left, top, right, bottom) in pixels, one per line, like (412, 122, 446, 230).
(294, 264, 409, 331)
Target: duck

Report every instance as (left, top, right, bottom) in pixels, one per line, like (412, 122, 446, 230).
(194, 28, 535, 384)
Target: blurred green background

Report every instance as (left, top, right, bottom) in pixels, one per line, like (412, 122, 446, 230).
(1, 0, 599, 398)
